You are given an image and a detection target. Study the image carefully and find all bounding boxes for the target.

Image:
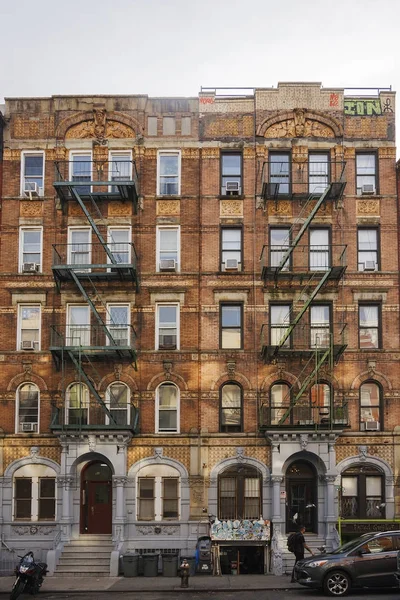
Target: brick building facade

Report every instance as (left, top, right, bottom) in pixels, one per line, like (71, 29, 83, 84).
(0, 83, 398, 576)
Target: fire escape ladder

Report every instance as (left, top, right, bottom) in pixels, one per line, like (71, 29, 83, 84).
(67, 350, 117, 425)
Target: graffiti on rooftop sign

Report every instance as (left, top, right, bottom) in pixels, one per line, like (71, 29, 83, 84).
(344, 99, 382, 116)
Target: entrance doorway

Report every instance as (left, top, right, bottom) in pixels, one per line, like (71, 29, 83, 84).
(286, 461, 317, 533)
(80, 461, 112, 534)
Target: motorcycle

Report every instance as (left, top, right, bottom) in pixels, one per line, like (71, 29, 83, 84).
(10, 552, 47, 600)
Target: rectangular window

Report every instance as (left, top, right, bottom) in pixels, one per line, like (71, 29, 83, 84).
(109, 151, 131, 193)
(68, 227, 91, 270)
(163, 117, 176, 135)
(157, 226, 180, 271)
(18, 385, 39, 433)
(220, 384, 242, 433)
(162, 478, 179, 519)
(309, 152, 329, 194)
(14, 478, 32, 520)
(158, 151, 180, 196)
(21, 152, 44, 197)
(270, 227, 290, 270)
(181, 116, 191, 135)
(220, 304, 242, 349)
(157, 304, 178, 350)
(148, 116, 158, 136)
(67, 305, 90, 346)
(38, 478, 56, 520)
(269, 152, 290, 196)
(358, 228, 378, 271)
(108, 227, 131, 265)
(360, 383, 381, 428)
(359, 304, 380, 349)
(70, 152, 92, 194)
(221, 228, 242, 271)
(18, 305, 40, 351)
(309, 228, 330, 271)
(219, 477, 236, 520)
(244, 478, 260, 519)
(221, 152, 242, 195)
(270, 304, 291, 347)
(138, 478, 155, 520)
(20, 228, 42, 273)
(310, 305, 330, 348)
(356, 153, 377, 195)
(107, 304, 130, 347)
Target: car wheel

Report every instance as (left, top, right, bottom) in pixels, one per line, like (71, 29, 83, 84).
(323, 570, 351, 597)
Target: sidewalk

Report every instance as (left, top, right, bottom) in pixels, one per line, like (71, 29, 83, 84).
(0, 574, 299, 593)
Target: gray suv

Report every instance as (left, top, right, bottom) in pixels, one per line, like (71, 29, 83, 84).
(294, 530, 400, 596)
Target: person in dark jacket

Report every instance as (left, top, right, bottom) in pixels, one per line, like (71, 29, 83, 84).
(291, 525, 314, 582)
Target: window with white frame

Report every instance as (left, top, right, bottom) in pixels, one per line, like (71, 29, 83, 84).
(309, 228, 330, 271)
(310, 305, 331, 348)
(157, 226, 179, 272)
(137, 464, 180, 521)
(106, 304, 130, 347)
(270, 227, 290, 271)
(13, 465, 56, 521)
(358, 228, 379, 271)
(21, 152, 44, 197)
(270, 304, 291, 347)
(220, 304, 242, 349)
(107, 227, 131, 265)
(16, 383, 39, 433)
(158, 151, 180, 196)
(157, 304, 179, 350)
(308, 152, 329, 194)
(356, 153, 377, 195)
(109, 151, 131, 193)
(156, 383, 179, 433)
(66, 382, 89, 425)
(19, 228, 42, 273)
(68, 227, 91, 270)
(221, 228, 242, 271)
(18, 305, 41, 351)
(70, 152, 92, 194)
(67, 305, 90, 346)
(106, 382, 130, 425)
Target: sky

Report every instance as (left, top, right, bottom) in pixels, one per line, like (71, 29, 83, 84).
(0, 0, 398, 102)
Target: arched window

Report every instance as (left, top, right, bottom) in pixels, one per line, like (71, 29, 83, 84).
(156, 383, 179, 433)
(270, 383, 290, 425)
(220, 383, 242, 433)
(310, 382, 331, 424)
(106, 382, 130, 425)
(341, 465, 385, 519)
(218, 466, 262, 520)
(360, 382, 382, 431)
(137, 464, 180, 521)
(16, 383, 39, 433)
(66, 383, 89, 425)
(13, 464, 56, 522)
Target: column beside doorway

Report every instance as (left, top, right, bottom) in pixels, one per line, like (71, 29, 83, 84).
(270, 475, 285, 576)
(113, 476, 128, 541)
(58, 476, 74, 541)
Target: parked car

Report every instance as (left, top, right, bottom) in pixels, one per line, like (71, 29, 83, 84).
(294, 530, 400, 596)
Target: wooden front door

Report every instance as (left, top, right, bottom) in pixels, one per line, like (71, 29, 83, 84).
(81, 461, 112, 534)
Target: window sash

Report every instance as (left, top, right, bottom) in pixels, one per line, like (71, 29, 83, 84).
(159, 153, 179, 196)
(138, 478, 155, 520)
(221, 228, 242, 265)
(270, 228, 290, 270)
(358, 229, 378, 271)
(21, 229, 42, 266)
(221, 153, 242, 194)
(359, 305, 380, 349)
(356, 154, 376, 194)
(221, 305, 242, 349)
(162, 478, 179, 518)
(269, 154, 290, 195)
(308, 153, 329, 194)
(23, 154, 44, 195)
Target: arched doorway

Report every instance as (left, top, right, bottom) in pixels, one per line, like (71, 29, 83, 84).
(286, 460, 317, 533)
(80, 461, 112, 534)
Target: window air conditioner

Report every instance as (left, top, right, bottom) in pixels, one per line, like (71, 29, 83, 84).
(225, 258, 239, 270)
(364, 261, 376, 272)
(361, 184, 375, 195)
(21, 422, 37, 432)
(225, 181, 240, 195)
(159, 259, 177, 271)
(24, 182, 40, 197)
(21, 340, 35, 350)
(22, 262, 39, 273)
(365, 421, 380, 431)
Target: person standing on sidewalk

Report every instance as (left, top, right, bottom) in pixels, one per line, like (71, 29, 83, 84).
(291, 525, 314, 582)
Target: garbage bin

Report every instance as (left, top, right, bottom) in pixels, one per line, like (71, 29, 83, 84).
(122, 554, 139, 577)
(143, 553, 158, 577)
(162, 554, 178, 577)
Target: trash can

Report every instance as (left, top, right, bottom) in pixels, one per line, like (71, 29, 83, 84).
(162, 554, 178, 577)
(143, 553, 158, 577)
(122, 554, 139, 577)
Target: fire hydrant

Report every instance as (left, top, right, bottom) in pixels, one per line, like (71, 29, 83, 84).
(179, 558, 190, 588)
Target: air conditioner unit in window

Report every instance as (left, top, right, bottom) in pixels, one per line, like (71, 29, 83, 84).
(361, 184, 375, 195)
(225, 258, 239, 270)
(225, 181, 240, 195)
(364, 261, 376, 271)
(21, 422, 37, 432)
(159, 259, 177, 271)
(365, 421, 380, 431)
(21, 340, 35, 350)
(22, 262, 39, 273)
(24, 182, 40, 197)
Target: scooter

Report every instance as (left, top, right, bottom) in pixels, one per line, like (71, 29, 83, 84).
(10, 552, 47, 600)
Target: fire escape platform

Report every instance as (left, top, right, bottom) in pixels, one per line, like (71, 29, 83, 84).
(262, 265, 346, 284)
(261, 343, 347, 363)
(52, 263, 138, 285)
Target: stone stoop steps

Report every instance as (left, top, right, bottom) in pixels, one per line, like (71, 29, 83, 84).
(282, 534, 328, 574)
(55, 535, 113, 577)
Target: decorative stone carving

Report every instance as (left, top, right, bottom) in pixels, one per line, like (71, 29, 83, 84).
(57, 476, 74, 488)
(182, 148, 200, 159)
(367, 360, 376, 376)
(66, 121, 95, 139)
(108, 202, 132, 217)
(358, 445, 368, 461)
(163, 361, 173, 379)
(220, 200, 243, 216)
(292, 146, 308, 163)
(3, 149, 21, 161)
(106, 121, 135, 139)
(294, 109, 306, 136)
(20, 202, 43, 218)
(265, 118, 335, 139)
(88, 435, 96, 452)
(93, 108, 106, 143)
(156, 200, 180, 215)
(236, 447, 247, 463)
(114, 364, 122, 380)
(136, 526, 153, 536)
(357, 200, 380, 215)
(267, 201, 292, 216)
(300, 434, 309, 450)
(154, 447, 163, 460)
(65, 118, 135, 140)
(113, 477, 128, 487)
(30, 447, 39, 462)
(226, 361, 236, 378)
(202, 148, 219, 159)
